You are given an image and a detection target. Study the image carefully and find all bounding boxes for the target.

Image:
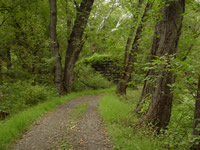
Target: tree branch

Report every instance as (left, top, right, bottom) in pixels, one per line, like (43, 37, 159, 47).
(0, 17, 8, 28)
(97, 0, 116, 31)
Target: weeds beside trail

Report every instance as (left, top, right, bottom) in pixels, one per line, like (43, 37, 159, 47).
(99, 92, 164, 150)
(0, 88, 113, 150)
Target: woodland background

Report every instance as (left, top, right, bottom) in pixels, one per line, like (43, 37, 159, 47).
(0, 0, 200, 149)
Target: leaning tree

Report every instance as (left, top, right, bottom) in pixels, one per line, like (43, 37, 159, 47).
(140, 0, 185, 131)
(63, 0, 95, 93)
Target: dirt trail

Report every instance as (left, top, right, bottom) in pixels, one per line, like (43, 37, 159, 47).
(12, 95, 112, 150)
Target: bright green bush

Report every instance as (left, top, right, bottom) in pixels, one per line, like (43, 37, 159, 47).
(0, 81, 56, 117)
(156, 92, 195, 150)
(85, 53, 121, 65)
(73, 63, 113, 91)
(22, 85, 52, 106)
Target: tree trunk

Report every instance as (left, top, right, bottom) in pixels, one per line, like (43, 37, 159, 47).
(49, 0, 63, 95)
(116, 0, 151, 95)
(141, 0, 185, 132)
(0, 61, 2, 85)
(124, 29, 134, 65)
(190, 76, 200, 150)
(116, 25, 142, 95)
(63, 0, 94, 93)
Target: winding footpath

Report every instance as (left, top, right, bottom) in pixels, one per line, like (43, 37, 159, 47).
(12, 95, 112, 150)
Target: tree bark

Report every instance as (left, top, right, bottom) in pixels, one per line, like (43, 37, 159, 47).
(0, 60, 2, 85)
(116, 25, 142, 95)
(63, 0, 94, 93)
(190, 76, 200, 150)
(141, 0, 185, 131)
(49, 0, 63, 95)
(116, 0, 151, 95)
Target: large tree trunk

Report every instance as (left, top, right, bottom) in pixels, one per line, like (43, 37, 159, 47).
(49, 0, 63, 95)
(141, 0, 185, 131)
(116, 0, 151, 95)
(190, 76, 200, 150)
(63, 0, 94, 93)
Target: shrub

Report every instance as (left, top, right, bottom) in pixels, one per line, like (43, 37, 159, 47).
(22, 85, 50, 106)
(82, 54, 123, 83)
(0, 81, 56, 117)
(73, 63, 113, 91)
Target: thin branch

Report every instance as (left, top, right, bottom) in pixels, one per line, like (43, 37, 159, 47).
(0, 16, 10, 28)
(181, 44, 193, 61)
(97, 0, 116, 31)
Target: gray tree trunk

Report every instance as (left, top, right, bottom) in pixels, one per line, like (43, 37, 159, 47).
(0, 61, 2, 85)
(190, 76, 200, 150)
(49, 0, 63, 95)
(141, 0, 185, 131)
(63, 0, 94, 93)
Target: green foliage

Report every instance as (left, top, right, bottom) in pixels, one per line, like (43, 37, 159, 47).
(73, 63, 113, 91)
(0, 81, 56, 116)
(85, 53, 122, 66)
(99, 88, 197, 150)
(140, 93, 152, 114)
(155, 94, 195, 150)
(0, 0, 200, 149)
(99, 94, 132, 123)
(81, 54, 123, 83)
(99, 92, 164, 150)
(86, 54, 112, 65)
(82, 0, 130, 56)
(22, 85, 52, 106)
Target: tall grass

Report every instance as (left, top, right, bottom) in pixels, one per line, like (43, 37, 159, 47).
(0, 88, 114, 150)
(99, 93, 164, 150)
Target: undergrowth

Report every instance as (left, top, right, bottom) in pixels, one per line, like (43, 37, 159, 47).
(73, 63, 113, 91)
(0, 88, 113, 150)
(99, 92, 164, 150)
(99, 88, 195, 150)
(0, 81, 56, 119)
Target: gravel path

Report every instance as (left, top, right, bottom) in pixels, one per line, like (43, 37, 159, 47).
(12, 95, 112, 150)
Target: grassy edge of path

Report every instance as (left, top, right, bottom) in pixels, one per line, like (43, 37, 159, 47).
(99, 93, 164, 150)
(0, 88, 114, 150)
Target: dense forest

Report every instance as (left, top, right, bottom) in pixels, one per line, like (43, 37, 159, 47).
(0, 0, 200, 149)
